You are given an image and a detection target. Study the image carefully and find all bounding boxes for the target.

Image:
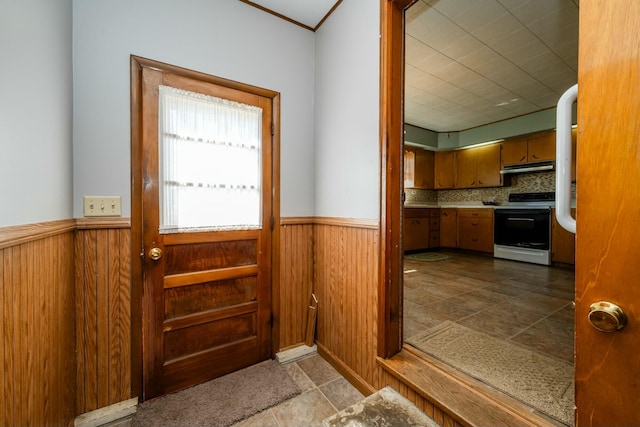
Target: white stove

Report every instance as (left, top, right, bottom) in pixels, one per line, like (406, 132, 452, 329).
(493, 192, 554, 265)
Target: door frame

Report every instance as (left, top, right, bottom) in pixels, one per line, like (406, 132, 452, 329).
(130, 56, 281, 399)
(378, 0, 414, 359)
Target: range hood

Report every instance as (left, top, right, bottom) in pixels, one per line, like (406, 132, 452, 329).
(499, 160, 555, 175)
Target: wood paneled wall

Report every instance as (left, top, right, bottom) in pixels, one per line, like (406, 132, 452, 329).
(278, 220, 314, 349)
(75, 220, 132, 414)
(313, 220, 381, 393)
(0, 221, 77, 426)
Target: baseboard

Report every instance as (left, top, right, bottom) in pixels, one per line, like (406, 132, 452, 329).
(317, 342, 377, 397)
(74, 398, 138, 427)
(276, 344, 317, 364)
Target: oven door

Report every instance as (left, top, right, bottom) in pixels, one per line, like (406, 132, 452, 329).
(494, 208, 551, 250)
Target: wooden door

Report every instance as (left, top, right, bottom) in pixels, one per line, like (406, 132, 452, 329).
(139, 66, 273, 399)
(575, 1, 640, 424)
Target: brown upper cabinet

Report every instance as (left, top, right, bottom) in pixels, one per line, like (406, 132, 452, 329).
(404, 147, 434, 189)
(455, 144, 502, 188)
(434, 151, 455, 189)
(502, 131, 556, 167)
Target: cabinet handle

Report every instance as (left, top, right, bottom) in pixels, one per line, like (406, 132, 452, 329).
(478, 180, 483, 185)
(520, 156, 526, 162)
(472, 223, 478, 226)
(532, 154, 539, 159)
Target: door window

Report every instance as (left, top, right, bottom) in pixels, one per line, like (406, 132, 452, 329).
(158, 85, 262, 232)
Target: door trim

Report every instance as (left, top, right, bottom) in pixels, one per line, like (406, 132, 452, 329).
(130, 56, 281, 399)
(379, 0, 414, 358)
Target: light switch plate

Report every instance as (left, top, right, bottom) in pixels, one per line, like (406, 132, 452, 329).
(83, 196, 122, 217)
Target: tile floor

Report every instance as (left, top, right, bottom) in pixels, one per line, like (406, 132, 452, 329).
(403, 249, 575, 365)
(231, 354, 365, 427)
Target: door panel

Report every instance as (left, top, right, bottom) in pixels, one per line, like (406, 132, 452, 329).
(139, 65, 273, 399)
(576, 1, 640, 425)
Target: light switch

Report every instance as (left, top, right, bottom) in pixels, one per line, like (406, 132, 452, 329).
(83, 196, 122, 217)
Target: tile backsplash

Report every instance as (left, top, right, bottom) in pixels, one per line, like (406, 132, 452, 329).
(405, 172, 572, 205)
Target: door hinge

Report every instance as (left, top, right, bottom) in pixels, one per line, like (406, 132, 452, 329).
(271, 123, 275, 136)
(270, 216, 275, 231)
(270, 313, 275, 327)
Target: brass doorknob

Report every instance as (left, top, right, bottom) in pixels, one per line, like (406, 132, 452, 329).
(588, 301, 627, 332)
(148, 247, 163, 261)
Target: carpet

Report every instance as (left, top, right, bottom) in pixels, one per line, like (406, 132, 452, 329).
(132, 359, 301, 427)
(406, 321, 574, 425)
(404, 252, 450, 262)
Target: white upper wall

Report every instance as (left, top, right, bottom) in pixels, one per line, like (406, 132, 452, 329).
(73, 0, 315, 217)
(0, 0, 73, 227)
(313, 0, 380, 219)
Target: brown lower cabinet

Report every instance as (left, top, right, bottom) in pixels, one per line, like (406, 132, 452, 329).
(404, 208, 439, 251)
(457, 208, 494, 253)
(405, 207, 494, 254)
(551, 208, 576, 264)
(439, 208, 457, 248)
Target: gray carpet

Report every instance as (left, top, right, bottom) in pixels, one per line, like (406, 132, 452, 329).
(133, 359, 301, 427)
(407, 321, 574, 425)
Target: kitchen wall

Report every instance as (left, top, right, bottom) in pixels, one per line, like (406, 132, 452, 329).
(0, 0, 73, 227)
(73, 0, 316, 217)
(406, 172, 557, 205)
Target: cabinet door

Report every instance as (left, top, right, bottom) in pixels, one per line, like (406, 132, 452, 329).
(434, 151, 455, 189)
(527, 132, 555, 162)
(551, 208, 576, 264)
(458, 209, 493, 253)
(403, 210, 430, 252)
(440, 208, 457, 248)
(404, 148, 434, 189)
(403, 149, 416, 188)
(475, 144, 502, 187)
(455, 148, 476, 188)
(415, 149, 435, 189)
(501, 138, 527, 166)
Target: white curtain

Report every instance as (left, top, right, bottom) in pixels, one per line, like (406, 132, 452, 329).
(158, 85, 262, 232)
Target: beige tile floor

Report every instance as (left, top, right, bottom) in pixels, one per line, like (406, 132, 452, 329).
(231, 354, 365, 427)
(403, 250, 575, 365)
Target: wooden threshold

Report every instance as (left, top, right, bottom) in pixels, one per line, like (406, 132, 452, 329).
(378, 346, 561, 427)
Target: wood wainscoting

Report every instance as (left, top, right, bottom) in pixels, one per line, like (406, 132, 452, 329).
(0, 218, 133, 426)
(0, 220, 77, 426)
(308, 218, 381, 395)
(75, 218, 132, 414)
(279, 217, 381, 394)
(278, 218, 314, 349)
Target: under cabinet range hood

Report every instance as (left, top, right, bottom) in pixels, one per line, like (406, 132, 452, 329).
(499, 160, 555, 175)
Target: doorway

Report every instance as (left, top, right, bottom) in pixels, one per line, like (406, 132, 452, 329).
(130, 56, 281, 400)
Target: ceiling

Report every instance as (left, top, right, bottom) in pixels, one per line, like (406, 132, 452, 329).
(247, 0, 579, 133)
(243, 0, 340, 30)
(405, 0, 578, 132)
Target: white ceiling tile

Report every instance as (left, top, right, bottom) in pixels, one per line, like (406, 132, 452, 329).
(471, 13, 523, 45)
(452, 0, 509, 33)
(402, 0, 578, 131)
